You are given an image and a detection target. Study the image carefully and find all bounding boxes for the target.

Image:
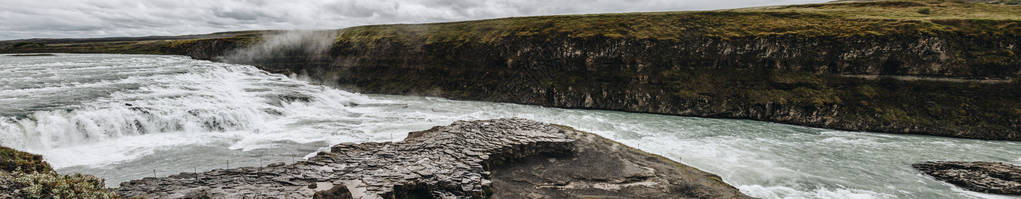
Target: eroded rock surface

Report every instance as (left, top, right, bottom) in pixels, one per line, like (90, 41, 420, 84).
(913, 161, 1021, 195)
(491, 124, 748, 199)
(118, 118, 749, 198)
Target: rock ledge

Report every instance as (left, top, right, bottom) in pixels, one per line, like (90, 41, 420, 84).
(913, 161, 1021, 195)
(118, 118, 749, 198)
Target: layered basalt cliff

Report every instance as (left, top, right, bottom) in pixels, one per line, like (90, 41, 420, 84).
(257, 1, 1021, 140)
(2, 0, 1019, 140)
(117, 118, 749, 198)
(302, 31, 1019, 141)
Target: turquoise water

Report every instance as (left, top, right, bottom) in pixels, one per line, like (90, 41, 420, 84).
(1, 54, 1018, 199)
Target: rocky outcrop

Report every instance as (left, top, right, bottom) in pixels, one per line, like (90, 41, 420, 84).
(913, 161, 1021, 195)
(0, 147, 118, 199)
(117, 118, 749, 198)
(488, 123, 747, 199)
(0, 146, 52, 173)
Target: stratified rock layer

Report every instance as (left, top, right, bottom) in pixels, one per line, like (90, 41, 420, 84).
(117, 118, 749, 198)
(913, 161, 1021, 195)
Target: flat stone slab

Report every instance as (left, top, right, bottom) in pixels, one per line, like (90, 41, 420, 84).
(118, 118, 749, 198)
(914, 161, 1021, 195)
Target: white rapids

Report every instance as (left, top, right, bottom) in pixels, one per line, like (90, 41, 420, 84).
(1, 54, 1019, 199)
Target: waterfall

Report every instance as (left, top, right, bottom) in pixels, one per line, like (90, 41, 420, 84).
(0, 54, 380, 168)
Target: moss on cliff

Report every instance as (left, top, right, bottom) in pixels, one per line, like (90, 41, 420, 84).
(332, 0, 1019, 44)
(2, 0, 1017, 54)
(0, 146, 51, 173)
(0, 147, 120, 198)
(1, 171, 119, 199)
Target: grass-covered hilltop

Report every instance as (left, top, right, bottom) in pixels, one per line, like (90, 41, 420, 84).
(2, 0, 1019, 140)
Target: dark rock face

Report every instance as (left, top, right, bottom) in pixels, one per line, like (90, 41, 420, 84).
(913, 161, 1021, 195)
(250, 33, 1020, 141)
(314, 185, 353, 199)
(118, 119, 749, 198)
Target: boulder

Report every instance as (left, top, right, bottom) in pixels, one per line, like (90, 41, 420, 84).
(913, 161, 1021, 195)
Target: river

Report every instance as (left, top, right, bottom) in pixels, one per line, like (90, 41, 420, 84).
(1, 54, 1018, 199)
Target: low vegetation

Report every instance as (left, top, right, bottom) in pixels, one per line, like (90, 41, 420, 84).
(335, 0, 1019, 44)
(2, 0, 1017, 54)
(0, 146, 51, 173)
(0, 31, 265, 56)
(1, 147, 120, 198)
(1, 171, 118, 199)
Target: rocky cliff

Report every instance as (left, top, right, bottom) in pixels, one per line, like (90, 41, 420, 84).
(117, 118, 750, 199)
(2, 0, 1019, 140)
(0, 147, 117, 198)
(252, 0, 1021, 141)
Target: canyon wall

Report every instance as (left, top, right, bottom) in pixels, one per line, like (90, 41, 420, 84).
(250, 15, 1020, 140)
(3, 1, 1019, 140)
(291, 34, 1020, 140)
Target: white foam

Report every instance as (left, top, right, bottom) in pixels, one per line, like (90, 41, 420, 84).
(818, 136, 881, 146)
(944, 181, 1019, 199)
(38, 132, 218, 168)
(0, 55, 383, 168)
(739, 184, 895, 199)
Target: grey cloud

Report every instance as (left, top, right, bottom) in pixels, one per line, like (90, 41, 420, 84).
(0, 0, 828, 40)
(213, 8, 263, 21)
(326, 1, 387, 18)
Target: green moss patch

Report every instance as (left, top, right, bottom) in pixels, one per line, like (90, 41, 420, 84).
(0, 146, 51, 173)
(1, 171, 118, 199)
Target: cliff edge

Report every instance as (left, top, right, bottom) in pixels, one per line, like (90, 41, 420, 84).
(0, 147, 117, 198)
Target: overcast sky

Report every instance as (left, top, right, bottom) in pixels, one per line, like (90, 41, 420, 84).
(0, 0, 828, 40)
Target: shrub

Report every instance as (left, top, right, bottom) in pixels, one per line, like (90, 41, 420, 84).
(0, 146, 52, 173)
(4, 171, 118, 199)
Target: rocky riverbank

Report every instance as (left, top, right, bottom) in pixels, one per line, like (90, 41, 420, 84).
(2, 0, 1018, 140)
(117, 118, 749, 198)
(0, 146, 117, 198)
(913, 161, 1021, 196)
